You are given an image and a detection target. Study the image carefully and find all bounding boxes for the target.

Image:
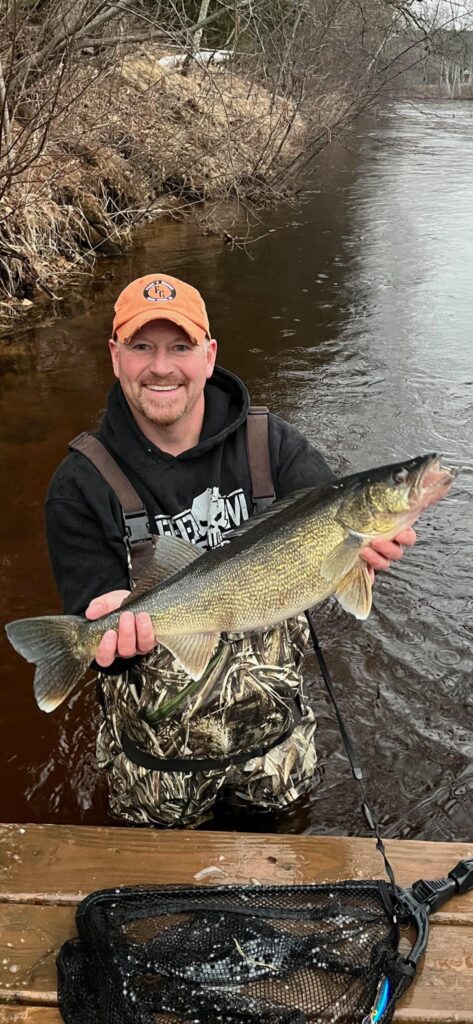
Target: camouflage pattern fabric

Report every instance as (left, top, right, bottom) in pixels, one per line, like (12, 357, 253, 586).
(96, 615, 317, 827)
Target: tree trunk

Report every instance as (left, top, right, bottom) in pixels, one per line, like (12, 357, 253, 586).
(193, 0, 211, 54)
(181, 0, 211, 77)
(0, 53, 14, 176)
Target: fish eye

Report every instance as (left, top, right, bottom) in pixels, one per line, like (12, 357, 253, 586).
(393, 468, 408, 484)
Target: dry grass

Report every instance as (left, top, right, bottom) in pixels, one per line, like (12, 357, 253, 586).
(0, 49, 311, 331)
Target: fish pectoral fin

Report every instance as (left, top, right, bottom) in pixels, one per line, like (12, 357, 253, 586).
(122, 537, 204, 602)
(159, 632, 220, 680)
(334, 560, 373, 620)
(320, 534, 362, 582)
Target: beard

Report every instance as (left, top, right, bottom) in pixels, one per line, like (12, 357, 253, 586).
(135, 379, 190, 427)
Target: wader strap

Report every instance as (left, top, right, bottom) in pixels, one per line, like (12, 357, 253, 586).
(121, 698, 302, 773)
(70, 406, 275, 580)
(247, 406, 276, 512)
(69, 432, 154, 582)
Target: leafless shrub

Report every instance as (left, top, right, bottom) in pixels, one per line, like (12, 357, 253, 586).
(0, 0, 471, 321)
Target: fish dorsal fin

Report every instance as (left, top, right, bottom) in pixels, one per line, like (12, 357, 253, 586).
(228, 487, 313, 540)
(122, 536, 204, 603)
(320, 532, 363, 582)
(334, 560, 373, 620)
(159, 631, 220, 680)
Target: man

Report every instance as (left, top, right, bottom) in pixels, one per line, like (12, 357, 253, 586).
(46, 273, 415, 827)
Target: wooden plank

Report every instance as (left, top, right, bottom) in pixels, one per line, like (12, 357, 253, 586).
(399, 923, 473, 1013)
(4, 1010, 468, 1024)
(0, 826, 471, 1022)
(0, 906, 74, 1006)
(0, 825, 472, 905)
(0, 1011, 472, 1024)
(0, 903, 472, 1015)
(396, 1016, 473, 1023)
(0, 1012, 62, 1023)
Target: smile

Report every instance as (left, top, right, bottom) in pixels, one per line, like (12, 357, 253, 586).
(145, 385, 181, 392)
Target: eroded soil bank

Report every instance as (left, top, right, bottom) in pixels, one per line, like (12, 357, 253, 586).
(0, 51, 317, 334)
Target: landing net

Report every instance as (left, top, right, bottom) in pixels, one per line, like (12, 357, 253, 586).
(57, 879, 412, 1023)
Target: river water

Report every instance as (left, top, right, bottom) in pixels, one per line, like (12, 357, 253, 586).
(0, 101, 472, 839)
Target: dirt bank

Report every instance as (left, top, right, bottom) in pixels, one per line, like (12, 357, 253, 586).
(0, 50, 311, 336)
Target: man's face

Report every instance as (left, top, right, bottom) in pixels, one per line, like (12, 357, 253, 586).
(109, 320, 217, 430)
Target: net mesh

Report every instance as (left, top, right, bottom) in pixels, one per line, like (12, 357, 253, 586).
(57, 881, 414, 1024)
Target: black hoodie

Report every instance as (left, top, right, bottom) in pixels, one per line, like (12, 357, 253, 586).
(46, 366, 334, 617)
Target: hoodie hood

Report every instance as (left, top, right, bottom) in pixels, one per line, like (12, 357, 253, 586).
(99, 366, 250, 471)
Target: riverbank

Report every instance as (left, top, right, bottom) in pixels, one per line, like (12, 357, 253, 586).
(0, 50, 314, 337)
(2, 0, 465, 339)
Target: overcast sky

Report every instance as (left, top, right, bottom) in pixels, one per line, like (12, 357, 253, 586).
(415, 1, 473, 27)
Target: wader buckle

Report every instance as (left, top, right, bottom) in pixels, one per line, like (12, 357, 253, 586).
(123, 509, 152, 545)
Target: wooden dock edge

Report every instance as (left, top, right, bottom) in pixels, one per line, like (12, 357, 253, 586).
(0, 825, 472, 1021)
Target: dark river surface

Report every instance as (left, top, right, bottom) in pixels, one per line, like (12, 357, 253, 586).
(0, 101, 472, 839)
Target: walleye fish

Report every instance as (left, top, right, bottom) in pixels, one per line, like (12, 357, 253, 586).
(6, 453, 456, 713)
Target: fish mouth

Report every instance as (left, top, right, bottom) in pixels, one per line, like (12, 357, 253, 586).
(406, 453, 458, 509)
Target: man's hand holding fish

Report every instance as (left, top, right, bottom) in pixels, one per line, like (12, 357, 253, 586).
(4, 273, 458, 828)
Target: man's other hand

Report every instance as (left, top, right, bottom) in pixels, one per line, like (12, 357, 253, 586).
(360, 527, 417, 577)
(85, 590, 157, 667)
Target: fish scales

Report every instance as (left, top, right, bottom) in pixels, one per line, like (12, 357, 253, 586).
(5, 453, 457, 711)
(118, 498, 346, 636)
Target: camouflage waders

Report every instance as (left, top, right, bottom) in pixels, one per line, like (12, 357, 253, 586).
(96, 615, 317, 828)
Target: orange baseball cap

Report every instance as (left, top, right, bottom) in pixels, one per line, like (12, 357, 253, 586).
(112, 274, 210, 344)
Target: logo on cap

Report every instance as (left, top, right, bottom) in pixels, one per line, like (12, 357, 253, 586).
(143, 280, 176, 302)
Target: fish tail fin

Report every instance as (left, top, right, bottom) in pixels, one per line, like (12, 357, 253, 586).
(5, 615, 88, 713)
